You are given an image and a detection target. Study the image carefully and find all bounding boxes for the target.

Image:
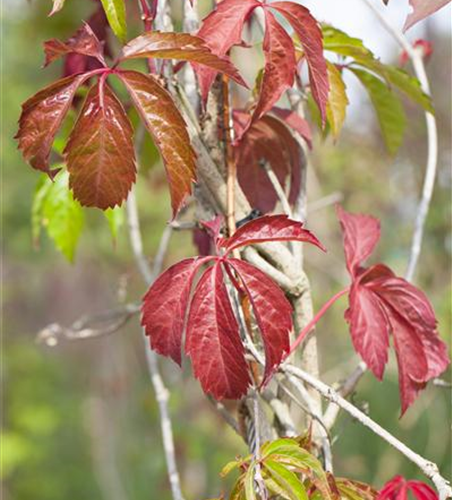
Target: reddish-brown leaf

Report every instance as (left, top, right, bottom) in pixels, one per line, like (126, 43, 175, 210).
(234, 111, 304, 213)
(403, 0, 450, 31)
(120, 31, 247, 90)
(251, 9, 297, 123)
(270, 107, 312, 147)
(218, 214, 326, 255)
(185, 263, 251, 399)
(16, 74, 86, 176)
(118, 70, 196, 216)
(64, 80, 136, 209)
(378, 476, 438, 500)
(44, 22, 106, 68)
(227, 258, 292, 384)
(270, 2, 329, 123)
(141, 257, 212, 365)
(336, 204, 381, 276)
(338, 206, 450, 413)
(195, 0, 259, 99)
(345, 278, 390, 380)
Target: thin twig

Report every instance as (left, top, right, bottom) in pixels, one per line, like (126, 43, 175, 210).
(36, 304, 140, 345)
(261, 161, 293, 217)
(284, 364, 452, 499)
(223, 76, 237, 238)
(207, 396, 241, 435)
(126, 187, 184, 500)
(323, 362, 367, 430)
(360, 0, 438, 282)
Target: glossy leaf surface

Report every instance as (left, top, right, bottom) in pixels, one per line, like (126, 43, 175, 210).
(119, 70, 196, 216)
(99, 0, 127, 42)
(43, 23, 106, 67)
(186, 263, 251, 399)
(16, 74, 86, 176)
(121, 32, 247, 89)
(64, 81, 136, 209)
(227, 258, 292, 384)
(219, 215, 325, 255)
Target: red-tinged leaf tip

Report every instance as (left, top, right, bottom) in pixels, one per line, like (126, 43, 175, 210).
(64, 81, 137, 210)
(233, 111, 305, 213)
(336, 205, 381, 277)
(218, 214, 326, 255)
(227, 259, 292, 384)
(120, 31, 247, 90)
(118, 70, 197, 217)
(403, 0, 451, 32)
(141, 257, 212, 365)
(194, 0, 259, 100)
(16, 74, 86, 175)
(185, 263, 251, 399)
(251, 9, 297, 124)
(43, 22, 106, 68)
(378, 476, 438, 500)
(269, 1, 329, 125)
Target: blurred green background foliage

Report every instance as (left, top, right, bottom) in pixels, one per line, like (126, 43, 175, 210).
(2, 1, 451, 499)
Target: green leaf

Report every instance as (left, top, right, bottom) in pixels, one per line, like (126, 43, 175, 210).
(379, 65, 433, 113)
(263, 460, 308, 500)
(32, 170, 84, 262)
(323, 25, 433, 113)
(322, 25, 371, 60)
(230, 475, 247, 500)
(261, 438, 302, 458)
(104, 206, 124, 243)
(100, 0, 127, 43)
(350, 68, 406, 154)
(244, 464, 257, 500)
(335, 478, 377, 500)
(326, 62, 348, 138)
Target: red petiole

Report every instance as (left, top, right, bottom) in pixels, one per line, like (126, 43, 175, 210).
(287, 287, 350, 358)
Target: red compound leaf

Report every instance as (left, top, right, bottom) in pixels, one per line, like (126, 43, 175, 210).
(337, 206, 450, 414)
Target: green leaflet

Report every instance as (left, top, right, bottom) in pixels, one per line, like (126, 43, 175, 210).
(104, 206, 124, 243)
(350, 68, 406, 154)
(244, 464, 257, 500)
(323, 25, 433, 113)
(326, 61, 349, 138)
(32, 170, 84, 262)
(100, 0, 127, 43)
(262, 460, 308, 500)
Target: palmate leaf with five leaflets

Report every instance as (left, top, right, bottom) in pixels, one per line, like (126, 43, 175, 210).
(16, 25, 247, 215)
(222, 438, 334, 500)
(141, 215, 324, 399)
(337, 206, 450, 414)
(321, 25, 433, 152)
(194, 0, 329, 128)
